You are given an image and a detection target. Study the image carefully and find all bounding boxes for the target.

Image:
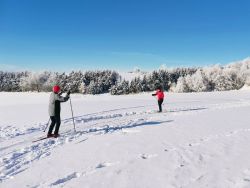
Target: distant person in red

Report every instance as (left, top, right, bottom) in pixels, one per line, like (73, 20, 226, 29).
(152, 86, 164, 112)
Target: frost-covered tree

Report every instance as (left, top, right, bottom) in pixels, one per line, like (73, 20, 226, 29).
(141, 75, 150, 92)
(110, 80, 130, 95)
(202, 65, 222, 91)
(129, 77, 143, 93)
(213, 68, 243, 91)
(189, 69, 209, 92)
(79, 82, 87, 94)
(65, 71, 84, 93)
(82, 70, 120, 94)
(20, 71, 51, 92)
(174, 76, 189, 93)
(42, 72, 68, 92)
(168, 68, 197, 84)
(0, 71, 27, 91)
(214, 72, 233, 91)
(158, 70, 170, 90)
(87, 80, 103, 95)
(224, 68, 244, 90)
(239, 58, 250, 82)
(174, 69, 209, 92)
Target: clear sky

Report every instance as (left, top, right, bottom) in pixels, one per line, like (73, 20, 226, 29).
(1, 0, 250, 71)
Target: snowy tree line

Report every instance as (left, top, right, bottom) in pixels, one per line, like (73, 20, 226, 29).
(0, 71, 29, 91)
(111, 58, 250, 94)
(1, 58, 250, 94)
(0, 70, 120, 94)
(110, 68, 197, 95)
(174, 59, 250, 92)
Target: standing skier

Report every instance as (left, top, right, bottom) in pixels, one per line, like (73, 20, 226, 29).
(152, 86, 164, 112)
(48, 85, 70, 138)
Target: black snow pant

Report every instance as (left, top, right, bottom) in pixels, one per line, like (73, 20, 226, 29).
(158, 99, 164, 112)
(48, 115, 61, 135)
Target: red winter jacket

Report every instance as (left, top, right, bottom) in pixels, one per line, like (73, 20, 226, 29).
(153, 89, 164, 100)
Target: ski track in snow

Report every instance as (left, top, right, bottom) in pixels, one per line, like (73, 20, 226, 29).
(0, 116, 158, 182)
(1, 99, 250, 142)
(37, 127, 250, 188)
(1, 99, 250, 185)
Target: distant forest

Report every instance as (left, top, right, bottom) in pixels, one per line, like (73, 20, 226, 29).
(1, 58, 250, 95)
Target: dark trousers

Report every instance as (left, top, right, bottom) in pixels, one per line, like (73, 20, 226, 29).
(158, 99, 164, 112)
(48, 115, 61, 135)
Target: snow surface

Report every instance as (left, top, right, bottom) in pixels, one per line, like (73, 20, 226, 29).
(1, 91, 250, 188)
(240, 84, 250, 91)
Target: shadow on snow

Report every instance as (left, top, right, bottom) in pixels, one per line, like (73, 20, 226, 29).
(81, 120, 174, 134)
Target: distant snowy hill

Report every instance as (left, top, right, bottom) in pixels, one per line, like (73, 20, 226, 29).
(119, 70, 148, 81)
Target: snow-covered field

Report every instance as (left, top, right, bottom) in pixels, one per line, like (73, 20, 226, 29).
(1, 90, 250, 188)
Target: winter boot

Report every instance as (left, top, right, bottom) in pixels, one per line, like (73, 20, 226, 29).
(54, 134, 60, 138)
(47, 133, 54, 138)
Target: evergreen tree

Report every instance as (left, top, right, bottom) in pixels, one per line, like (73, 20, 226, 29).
(110, 80, 130, 95)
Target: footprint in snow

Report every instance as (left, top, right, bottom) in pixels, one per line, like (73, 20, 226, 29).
(50, 172, 81, 186)
(243, 169, 250, 182)
(96, 162, 117, 169)
(140, 153, 158, 159)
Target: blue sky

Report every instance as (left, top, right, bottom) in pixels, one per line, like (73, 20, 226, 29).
(1, 0, 250, 71)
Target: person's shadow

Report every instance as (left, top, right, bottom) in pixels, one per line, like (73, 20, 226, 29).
(81, 120, 174, 134)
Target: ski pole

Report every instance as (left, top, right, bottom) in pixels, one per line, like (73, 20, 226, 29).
(43, 118, 50, 132)
(69, 97, 76, 132)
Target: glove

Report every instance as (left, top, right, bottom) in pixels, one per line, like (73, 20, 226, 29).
(67, 90, 71, 95)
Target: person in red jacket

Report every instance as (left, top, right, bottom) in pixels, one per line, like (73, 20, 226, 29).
(152, 86, 164, 112)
